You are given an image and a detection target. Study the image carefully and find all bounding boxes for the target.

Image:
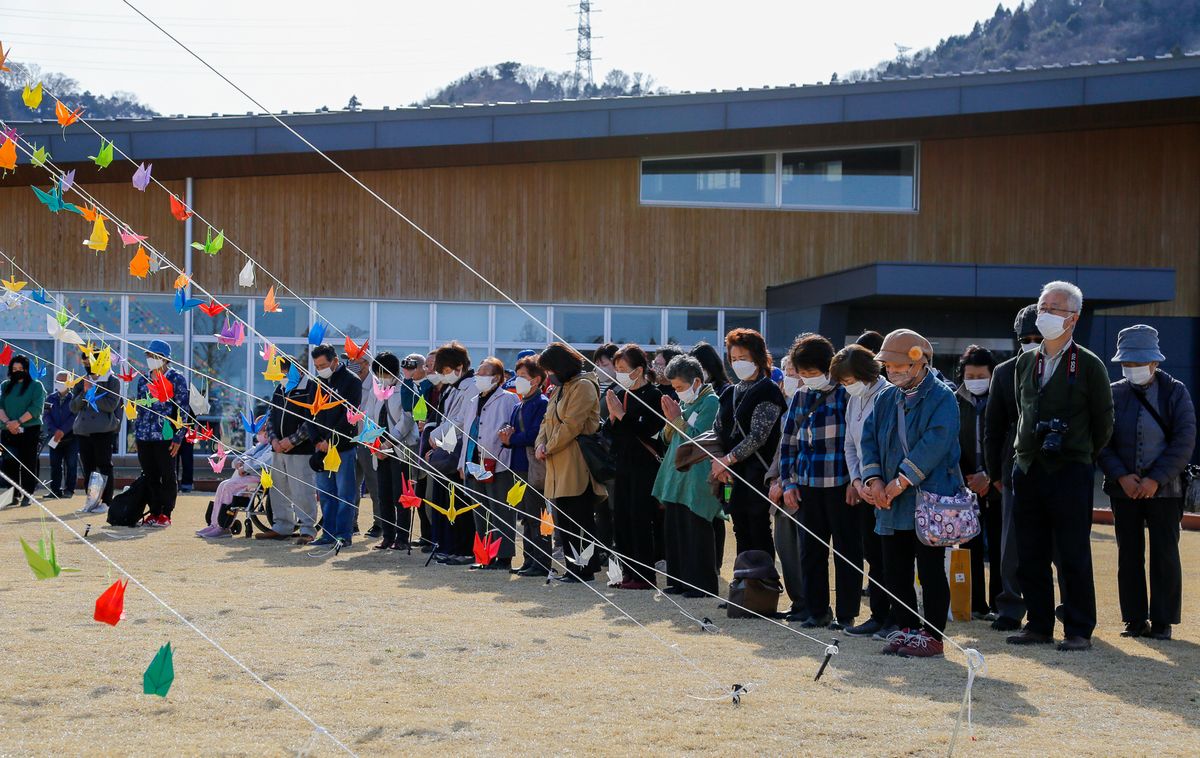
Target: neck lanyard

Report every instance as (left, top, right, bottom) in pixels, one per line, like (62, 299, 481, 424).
(1035, 342, 1078, 387)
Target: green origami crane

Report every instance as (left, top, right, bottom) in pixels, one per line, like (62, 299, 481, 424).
(88, 139, 114, 169)
(143, 642, 174, 697)
(55, 307, 69, 327)
(19, 531, 79, 580)
(190, 228, 224, 256)
(412, 395, 428, 422)
(31, 146, 50, 167)
(161, 419, 174, 441)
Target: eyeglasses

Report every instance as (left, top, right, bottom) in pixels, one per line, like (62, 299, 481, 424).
(1037, 306, 1078, 316)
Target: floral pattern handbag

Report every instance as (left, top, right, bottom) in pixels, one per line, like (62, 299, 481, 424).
(895, 398, 981, 547)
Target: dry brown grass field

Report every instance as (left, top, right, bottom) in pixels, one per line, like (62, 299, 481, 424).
(1, 494, 1197, 756)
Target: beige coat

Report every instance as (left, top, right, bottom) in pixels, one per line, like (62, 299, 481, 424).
(536, 372, 607, 499)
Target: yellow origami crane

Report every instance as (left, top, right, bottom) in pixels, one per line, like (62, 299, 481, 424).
(90, 346, 113, 377)
(1, 277, 26, 293)
(64, 371, 83, 389)
(260, 469, 273, 490)
(423, 485, 479, 525)
(124, 400, 137, 421)
(262, 356, 285, 382)
(323, 444, 341, 472)
(22, 82, 42, 110)
(506, 480, 527, 508)
(84, 216, 109, 252)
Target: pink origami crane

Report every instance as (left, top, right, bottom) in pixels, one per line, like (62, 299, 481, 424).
(119, 227, 147, 247)
(372, 378, 394, 401)
(215, 318, 245, 348)
(346, 408, 364, 425)
(208, 442, 228, 473)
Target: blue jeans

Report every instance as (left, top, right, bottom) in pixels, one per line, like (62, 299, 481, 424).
(49, 435, 79, 494)
(316, 447, 358, 543)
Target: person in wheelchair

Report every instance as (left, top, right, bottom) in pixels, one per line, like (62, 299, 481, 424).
(196, 423, 274, 539)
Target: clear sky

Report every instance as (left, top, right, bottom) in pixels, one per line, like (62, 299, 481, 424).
(2, 1, 1019, 115)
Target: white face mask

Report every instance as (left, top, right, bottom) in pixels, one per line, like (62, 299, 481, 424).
(514, 376, 533, 397)
(676, 380, 700, 404)
(615, 371, 634, 389)
(316, 366, 333, 380)
(1035, 311, 1069, 341)
(1020, 341, 1040, 353)
(731, 360, 757, 381)
(146, 357, 164, 371)
(843, 381, 867, 398)
(425, 372, 442, 386)
(1122, 365, 1154, 386)
(781, 375, 800, 398)
(444, 370, 462, 386)
(964, 378, 991, 396)
(801, 374, 831, 392)
(474, 374, 496, 392)
(54, 381, 67, 394)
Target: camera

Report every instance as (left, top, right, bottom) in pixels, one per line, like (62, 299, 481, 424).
(400, 356, 423, 370)
(1036, 418, 1069, 455)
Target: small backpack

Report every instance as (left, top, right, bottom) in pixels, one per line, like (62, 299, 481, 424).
(106, 476, 148, 527)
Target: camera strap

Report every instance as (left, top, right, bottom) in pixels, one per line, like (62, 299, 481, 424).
(1034, 342, 1078, 389)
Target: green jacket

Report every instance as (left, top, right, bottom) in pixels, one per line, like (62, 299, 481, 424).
(652, 385, 723, 521)
(1, 379, 47, 429)
(1014, 341, 1113, 472)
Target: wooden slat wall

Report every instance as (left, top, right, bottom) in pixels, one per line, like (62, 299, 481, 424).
(0, 123, 1195, 316)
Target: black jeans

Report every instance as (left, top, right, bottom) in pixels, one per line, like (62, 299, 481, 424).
(881, 528, 950, 636)
(663, 501, 719, 595)
(859, 498, 891, 624)
(1013, 460, 1097, 639)
(1, 426, 41, 498)
(78, 432, 116, 505)
(49, 435, 79, 495)
(798, 485, 864, 624)
(726, 467, 774, 559)
(137, 440, 178, 518)
(611, 462, 660, 584)
(1111, 496, 1183, 627)
(554, 490, 601, 579)
(377, 456, 410, 547)
(174, 439, 194, 487)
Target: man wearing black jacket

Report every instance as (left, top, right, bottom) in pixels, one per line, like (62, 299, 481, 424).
(262, 356, 319, 543)
(309, 344, 363, 548)
(984, 304, 1041, 631)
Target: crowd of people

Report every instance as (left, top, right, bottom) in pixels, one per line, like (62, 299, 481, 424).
(1, 279, 1195, 658)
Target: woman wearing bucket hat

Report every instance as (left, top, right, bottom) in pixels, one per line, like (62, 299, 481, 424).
(859, 329, 961, 658)
(133, 339, 190, 527)
(1098, 325, 1196, 640)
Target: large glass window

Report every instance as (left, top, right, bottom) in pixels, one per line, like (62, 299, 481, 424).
(191, 342, 249, 447)
(128, 294, 184, 335)
(66, 294, 122, 335)
(256, 295, 309, 340)
(781, 145, 916, 211)
(377, 302, 430, 341)
(610, 308, 661, 346)
(316, 300, 369, 340)
(641, 153, 775, 206)
(0, 297, 51, 333)
(495, 305, 547, 345)
(436, 303, 488, 343)
(666, 309, 718, 347)
(553, 307, 604, 345)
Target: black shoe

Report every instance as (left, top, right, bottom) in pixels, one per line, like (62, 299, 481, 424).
(511, 562, 532, 575)
(843, 618, 885, 638)
(365, 526, 382, 539)
(800, 610, 834, 629)
(1057, 635, 1092, 652)
(517, 567, 550, 577)
(1007, 628, 1054, 646)
(1148, 624, 1172, 640)
(784, 609, 811, 623)
(483, 559, 513, 571)
(1121, 621, 1150, 638)
(662, 586, 686, 595)
(49, 489, 65, 499)
(990, 616, 1021, 632)
(372, 540, 391, 551)
(420, 544, 434, 554)
(681, 590, 708, 599)
(63, 491, 75, 498)
(179, 484, 193, 493)
(447, 555, 475, 566)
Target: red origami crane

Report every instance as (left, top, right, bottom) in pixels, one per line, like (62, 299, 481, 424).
(472, 531, 501, 567)
(148, 373, 174, 403)
(169, 193, 192, 221)
(344, 337, 369, 361)
(198, 299, 228, 318)
(94, 579, 128, 626)
(0, 343, 11, 366)
(398, 474, 421, 509)
(115, 366, 135, 383)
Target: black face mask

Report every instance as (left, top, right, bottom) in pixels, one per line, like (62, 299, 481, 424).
(9, 369, 25, 380)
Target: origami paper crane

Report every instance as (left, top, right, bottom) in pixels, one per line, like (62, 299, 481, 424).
(31, 288, 51, 305)
(2, 277, 25, 293)
(20, 531, 79, 580)
(0, 41, 10, 73)
(78, 205, 104, 223)
(30, 146, 49, 167)
(161, 419, 174, 441)
(355, 419, 384, 444)
(84, 216, 109, 253)
(607, 556, 623, 586)
(188, 383, 210, 415)
(473, 531, 501, 566)
(424, 485, 478, 524)
(208, 449, 226, 473)
(85, 383, 100, 412)
(238, 259, 255, 287)
(262, 356, 285, 382)
(173, 273, 190, 289)
(143, 642, 174, 697)
(215, 318, 245, 348)
(90, 347, 113, 377)
(239, 412, 265, 436)
(323, 444, 341, 472)
(190, 228, 224, 256)
(60, 170, 76, 193)
(148, 373, 174, 403)
(345, 407, 364, 425)
(189, 424, 216, 444)
(307, 320, 327, 346)
(119, 227, 147, 247)
(539, 509, 555, 537)
(262, 286, 281, 313)
(435, 426, 457, 452)
(55, 101, 84, 130)
(0, 139, 16, 172)
(0, 344, 11, 365)
(258, 342, 276, 362)
(124, 400, 137, 421)
(129, 246, 150, 278)
(371, 378, 394, 401)
(22, 82, 42, 109)
(198, 299, 227, 318)
(506, 481, 527, 508)
(32, 185, 79, 215)
(412, 395, 428, 422)
(169, 194, 191, 221)
(568, 541, 595, 568)
(94, 579, 128, 626)
(344, 337, 369, 361)
(88, 139, 114, 169)
(46, 313, 83, 345)
(132, 162, 152, 192)
(284, 363, 301, 393)
(133, 397, 154, 408)
(287, 386, 344, 416)
(399, 474, 421, 509)
(55, 307, 70, 328)
(466, 461, 493, 482)
(115, 365, 135, 383)
(259, 469, 273, 490)
(174, 288, 204, 314)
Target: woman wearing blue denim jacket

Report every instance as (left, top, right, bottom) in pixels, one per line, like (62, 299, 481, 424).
(860, 329, 961, 659)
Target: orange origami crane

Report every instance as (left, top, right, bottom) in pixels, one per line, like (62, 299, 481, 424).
(0, 138, 15, 172)
(78, 205, 104, 223)
(344, 337, 369, 361)
(286, 385, 344, 416)
(262, 286, 282, 313)
(55, 100, 84, 129)
(94, 579, 128, 626)
(129, 245, 151, 278)
(0, 41, 11, 73)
